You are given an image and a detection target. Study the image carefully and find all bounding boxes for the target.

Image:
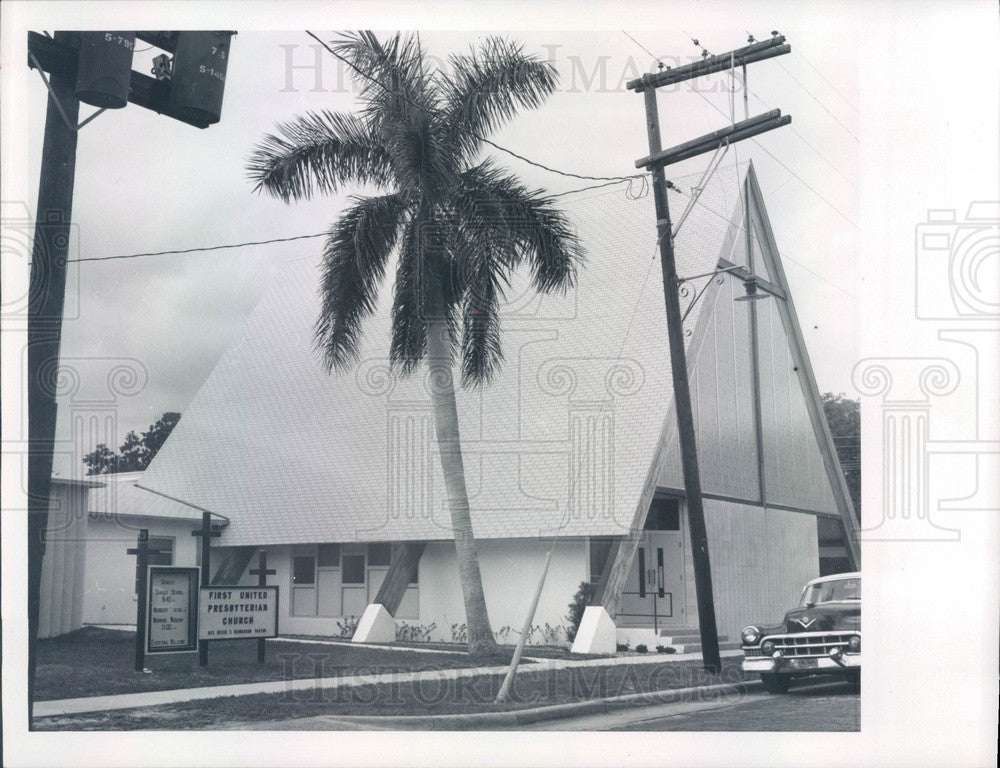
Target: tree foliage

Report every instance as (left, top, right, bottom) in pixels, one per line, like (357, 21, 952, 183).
(821, 393, 860, 517)
(247, 31, 582, 385)
(82, 412, 181, 475)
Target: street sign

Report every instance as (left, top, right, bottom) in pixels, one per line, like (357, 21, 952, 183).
(146, 566, 199, 654)
(198, 586, 278, 641)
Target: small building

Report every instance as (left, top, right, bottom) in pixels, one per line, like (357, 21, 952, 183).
(138, 163, 859, 651)
(37, 472, 203, 636)
(81, 471, 202, 626)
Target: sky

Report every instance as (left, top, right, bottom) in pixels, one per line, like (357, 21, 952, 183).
(11, 22, 861, 477)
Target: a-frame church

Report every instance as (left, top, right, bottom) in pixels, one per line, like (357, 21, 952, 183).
(137, 161, 859, 653)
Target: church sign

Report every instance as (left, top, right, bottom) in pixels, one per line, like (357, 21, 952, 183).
(197, 586, 279, 640)
(146, 566, 199, 654)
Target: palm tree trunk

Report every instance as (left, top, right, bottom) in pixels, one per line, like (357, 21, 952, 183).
(425, 293, 498, 658)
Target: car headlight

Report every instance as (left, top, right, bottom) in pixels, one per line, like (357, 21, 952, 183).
(761, 640, 775, 655)
(847, 635, 861, 653)
(741, 626, 761, 645)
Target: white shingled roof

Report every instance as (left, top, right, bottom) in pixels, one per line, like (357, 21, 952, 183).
(141, 163, 751, 545)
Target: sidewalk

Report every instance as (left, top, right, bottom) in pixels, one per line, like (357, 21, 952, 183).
(34, 646, 744, 718)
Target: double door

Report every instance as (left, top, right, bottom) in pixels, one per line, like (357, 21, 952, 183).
(618, 530, 686, 630)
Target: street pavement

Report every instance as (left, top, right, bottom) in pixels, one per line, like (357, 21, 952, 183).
(523, 677, 860, 731)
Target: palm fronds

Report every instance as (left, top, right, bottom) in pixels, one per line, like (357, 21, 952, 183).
(315, 193, 408, 370)
(247, 110, 394, 201)
(441, 37, 558, 162)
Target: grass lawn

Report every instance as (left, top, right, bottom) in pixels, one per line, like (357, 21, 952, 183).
(34, 627, 530, 701)
(34, 654, 747, 730)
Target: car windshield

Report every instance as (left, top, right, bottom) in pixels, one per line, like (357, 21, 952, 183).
(801, 577, 860, 605)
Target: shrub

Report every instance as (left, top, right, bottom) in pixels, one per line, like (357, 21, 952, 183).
(616, 642, 630, 653)
(635, 644, 648, 654)
(566, 582, 594, 642)
(541, 622, 565, 645)
(396, 622, 437, 642)
(336, 615, 359, 638)
(450, 622, 468, 644)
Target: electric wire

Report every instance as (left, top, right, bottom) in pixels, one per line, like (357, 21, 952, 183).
(621, 31, 858, 227)
(304, 30, 646, 186)
(793, 49, 860, 115)
(669, 184, 859, 300)
(64, 178, 648, 264)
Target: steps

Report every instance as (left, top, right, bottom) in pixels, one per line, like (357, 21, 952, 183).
(615, 626, 743, 653)
(657, 629, 741, 654)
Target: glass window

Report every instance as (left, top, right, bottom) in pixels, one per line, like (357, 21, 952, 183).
(292, 555, 315, 585)
(148, 536, 174, 566)
(645, 498, 680, 531)
(317, 543, 340, 567)
(801, 577, 860, 605)
(589, 537, 614, 583)
(342, 554, 366, 584)
(368, 543, 392, 566)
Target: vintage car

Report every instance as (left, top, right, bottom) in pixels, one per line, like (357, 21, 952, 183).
(741, 571, 860, 693)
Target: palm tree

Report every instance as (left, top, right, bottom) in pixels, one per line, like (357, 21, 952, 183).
(247, 31, 582, 656)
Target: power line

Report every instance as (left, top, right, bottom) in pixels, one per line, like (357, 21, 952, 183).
(65, 177, 648, 264)
(669, 184, 859, 301)
(621, 31, 858, 228)
(65, 232, 328, 263)
(793, 50, 860, 115)
(671, 84, 858, 228)
(744, 29, 859, 140)
(774, 60, 859, 142)
(304, 30, 644, 186)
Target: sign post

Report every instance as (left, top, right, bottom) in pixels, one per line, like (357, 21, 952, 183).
(248, 549, 276, 664)
(191, 511, 221, 666)
(126, 529, 167, 672)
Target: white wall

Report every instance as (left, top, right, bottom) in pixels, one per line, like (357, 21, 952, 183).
(418, 538, 588, 643)
(230, 539, 588, 643)
(682, 498, 820, 639)
(82, 515, 200, 625)
(39, 484, 89, 638)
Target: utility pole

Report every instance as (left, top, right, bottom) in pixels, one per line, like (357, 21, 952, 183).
(25, 30, 235, 725)
(627, 35, 792, 672)
(26, 30, 80, 722)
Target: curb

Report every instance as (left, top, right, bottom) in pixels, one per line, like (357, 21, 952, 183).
(243, 680, 763, 730)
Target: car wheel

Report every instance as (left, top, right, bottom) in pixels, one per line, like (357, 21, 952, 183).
(760, 673, 790, 694)
(845, 669, 860, 691)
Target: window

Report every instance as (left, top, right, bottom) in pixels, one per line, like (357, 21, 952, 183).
(589, 537, 615, 583)
(342, 554, 366, 584)
(148, 536, 174, 566)
(317, 543, 340, 567)
(367, 543, 392, 566)
(292, 555, 315, 585)
(645, 497, 680, 531)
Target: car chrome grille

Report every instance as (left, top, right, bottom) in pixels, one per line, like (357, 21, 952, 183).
(766, 632, 856, 658)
